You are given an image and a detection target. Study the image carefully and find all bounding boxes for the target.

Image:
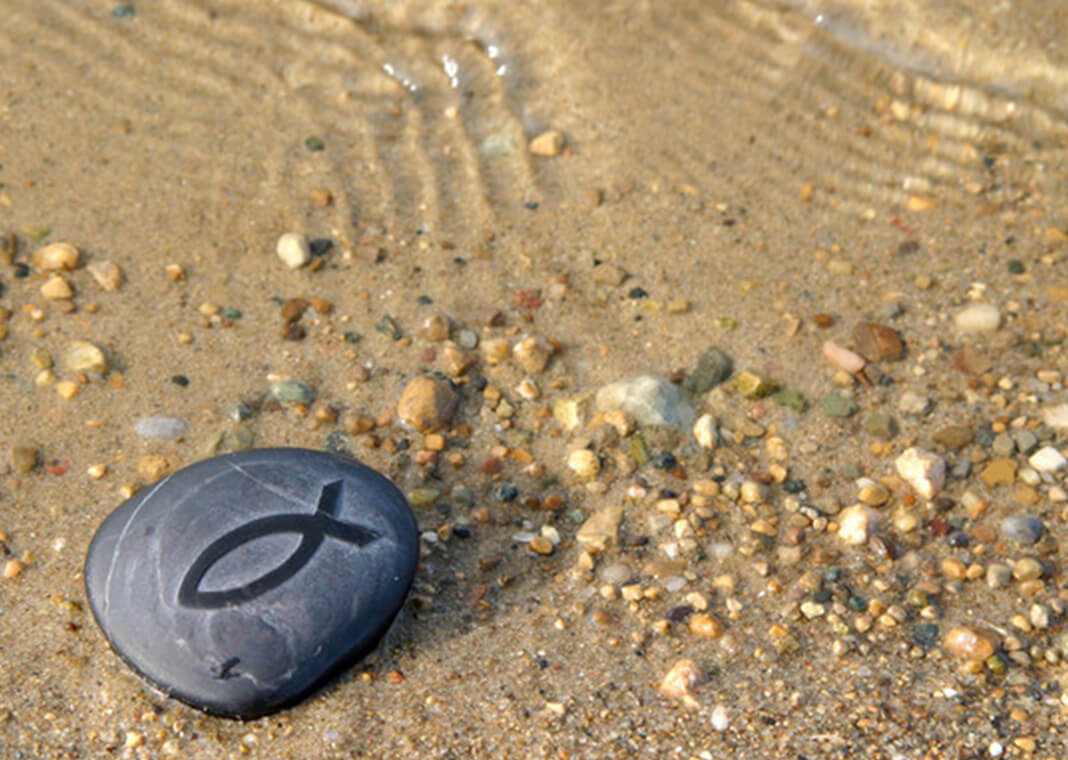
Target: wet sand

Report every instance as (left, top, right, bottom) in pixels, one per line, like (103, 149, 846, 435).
(1, 1, 1067, 757)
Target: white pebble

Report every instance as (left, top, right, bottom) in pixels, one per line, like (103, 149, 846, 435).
(711, 704, 730, 731)
(276, 232, 311, 269)
(1043, 403, 1068, 430)
(822, 340, 865, 373)
(134, 416, 188, 440)
(693, 413, 717, 449)
(954, 302, 1001, 332)
(895, 447, 945, 499)
(1029, 446, 1066, 473)
(838, 504, 876, 545)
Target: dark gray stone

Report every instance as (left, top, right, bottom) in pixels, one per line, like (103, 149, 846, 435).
(685, 347, 733, 394)
(85, 448, 418, 719)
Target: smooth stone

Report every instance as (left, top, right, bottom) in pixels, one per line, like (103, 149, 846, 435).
(852, 322, 904, 362)
(271, 380, 316, 405)
(1029, 446, 1067, 472)
(821, 393, 858, 418)
(84, 448, 418, 718)
(954, 302, 1001, 332)
(135, 416, 188, 440)
(685, 347, 733, 394)
(1001, 515, 1043, 545)
(276, 233, 311, 269)
(595, 375, 694, 430)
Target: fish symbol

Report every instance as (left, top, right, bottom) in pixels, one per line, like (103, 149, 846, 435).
(177, 480, 380, 609)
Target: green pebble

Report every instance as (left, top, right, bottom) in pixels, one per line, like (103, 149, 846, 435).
(734, 371, 777, 399)
(984, 652, 1008, 676)
(864, 411, 897, 439)
(305, 136, 325, 151)
(1006, 259, 1024, 274)
(271, 379, 316, 405)
(630, 434, 650, 466)
(451, 487, 475, 508)
(773, 388, 807, 412)
(376, 314, 402, 340)
(221, 307, 243, 319)
(408, 487, 441, 508)
(232, 423, 255, 450)
(821, 393, 858, 418)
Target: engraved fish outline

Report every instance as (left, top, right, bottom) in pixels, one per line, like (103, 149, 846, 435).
(177, 480, 380, 609)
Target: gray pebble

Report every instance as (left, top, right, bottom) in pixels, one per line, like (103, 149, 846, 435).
(1013, 430, 1038, 455)
(991, 433, 1016, 457)
(135, 416, 188, 440)
(456, 329, 479, 350)
(272, 380, 316, 405)
(1001, 515, 1044, 545)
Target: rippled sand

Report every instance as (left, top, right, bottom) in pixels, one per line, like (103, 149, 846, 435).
(1, 1, 1066, 756)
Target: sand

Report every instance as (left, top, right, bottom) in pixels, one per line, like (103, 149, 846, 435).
(1, 0, 1067, 757)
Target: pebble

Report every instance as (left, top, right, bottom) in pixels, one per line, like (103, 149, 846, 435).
(693, 414, 717, 449)
(837, 504, 876, 545)
(10, 445, 38, 474)
(418, 314, 452, 342)
(658, 659, 703, 708)
(271, 380, 316, 405)
(933, 425, 973, 451)
(689, 613, 724, 638)
(595, 375, 694, 429)
(134, 416, 188, 441)
(952, 345, 992, 375)
(138, 454, 179, 481)
(822, 340, 865, 373)
(852, 322, 904, 361)
(31, 241, 80, 270)
(529, 129, 565, 157)
(64, 340, 108, 373)
(710, 705, 730, 731)
(528, 536, 554, 555)
(734, 371, 777, 399)
(1041, 403, 1068, 430)
(943, 626, 997, 661)
(894, 447, 945, 499)
(576, 505, 623, 553)
(1001, 516, 1043, 545)
(979, 458, 1016, 488)
(685, 347, 733, 393)
(481, 337, 510, 364)
(567, 448, 601, 479)
(821, 393, 857, 418)
(396, 375, 458, 433)
(592, 262, 627, 286)
(1028, 446, 1066, 472)
(864, 411, 897, 439)
(897, 391, 931, 416)
(986, 563, 1012, 589)
(84, 448, 418, 718)
(40, 275, 74, 300)
(276, 232, 312, 269)
(87, 260, 124, 291)
(513, 336, 554, 374)
(954, 303, 1001, 332)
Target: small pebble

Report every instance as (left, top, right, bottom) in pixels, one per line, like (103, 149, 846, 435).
(1028, 446, 1066, 472)
(710, 705, 730, 731)
(837, 504, 877, 545)
(134, 417, 188, 440)
(943, 626, 997, 660)
(567, 448, 601, 479)
(864, 411, 897, 439)
(87, 260, 124, 291)
(689, 613, 724, 638)
(64, 340, 108, 373)
(979, 458, 1016, 488)
(1001, 516, 1043, 545)
(897, 391, 931, 416)
(40, 275, 74, 300)
(32, 242, 80, 270)
(529, 129, 565, 157)
(954, 302, 1000, 332)
(822, 340, 865, 373)
(11, 445, 39, 474)
(852, 322, 904, 361)
(895, 447, 945, 499)
(658, 659, 704, 708)
(693, 414, 717, 449)
(685, 347, 733, 394)
(276, 233, 312, 269)
(528, 536, 554, 555)
(271, 380, 316, 405)
(396, 375, 458, 433)
(1042, 403, 1068, 430)
(513, 336, 554, 374)
(576, 505, 622, 553)
(734, 371, 777, 399)
(595, 375, 694, 429)
(821, 393, 857, 418)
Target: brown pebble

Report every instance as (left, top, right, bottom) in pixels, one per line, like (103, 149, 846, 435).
(659, 659, 704, 708)
(853, 322, 904, 362)
(438, 343, 475, 377)
(281, 298, 308, 323)
(529, 129, 565, 157)
(513, 336, 554, 374)
(309, 188, 334, 207)
(528, 536, 554, 555)
(138, 454, 179, 482)
(11, 445, 39, 474)
(689, 613, 724, 638)
(812, 313, 834, 329)
(32, 242, 80, 271)
(419, 313, 452, 342)
(397, 375, 459, 433)
(979, 458, 1017, 488)
(3, 559, 25, 578)
(952, 345, 992, 375)
(943, 625, 997, 661)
